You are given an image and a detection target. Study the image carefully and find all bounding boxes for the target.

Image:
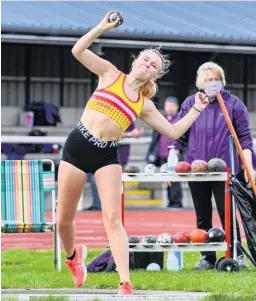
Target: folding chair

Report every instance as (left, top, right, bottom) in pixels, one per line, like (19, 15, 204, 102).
(1, 159, 61, 271)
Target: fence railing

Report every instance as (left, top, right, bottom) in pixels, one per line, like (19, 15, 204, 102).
(1, 136, 152, 145)
(1, 136, 256, 149)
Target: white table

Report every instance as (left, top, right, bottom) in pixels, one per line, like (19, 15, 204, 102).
(121, 172, 230, 253)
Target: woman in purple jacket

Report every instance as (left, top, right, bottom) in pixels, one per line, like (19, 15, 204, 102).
(171, 62, 255, 270)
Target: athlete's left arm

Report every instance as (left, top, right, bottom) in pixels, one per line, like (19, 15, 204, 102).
(139, 96, 206, 140)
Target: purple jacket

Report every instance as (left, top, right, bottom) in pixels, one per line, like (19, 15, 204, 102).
(171, 89, 253, 174)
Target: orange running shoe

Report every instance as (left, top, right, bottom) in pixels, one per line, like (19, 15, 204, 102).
(118, 281, 133, 296)
(65, 245, 87, 287)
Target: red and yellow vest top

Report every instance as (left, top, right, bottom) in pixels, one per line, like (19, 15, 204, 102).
(85, 72, 144, 131)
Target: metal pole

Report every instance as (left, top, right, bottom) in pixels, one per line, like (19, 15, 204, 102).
(229, 135, 238, 260)
(121, 180, 125, 226)
(225, 168, 231, 259)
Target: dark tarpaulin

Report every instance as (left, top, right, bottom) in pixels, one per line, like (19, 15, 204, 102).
(230, 178, 256, 264)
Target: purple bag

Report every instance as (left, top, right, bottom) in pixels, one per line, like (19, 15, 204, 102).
(87, 250, 135, 273)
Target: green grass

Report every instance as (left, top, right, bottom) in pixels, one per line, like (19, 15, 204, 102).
(202, 294, 256, 301)
(2, 248, 256, 299)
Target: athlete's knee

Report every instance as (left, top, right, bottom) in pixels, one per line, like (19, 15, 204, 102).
(57, 214, 74, 229)
(102, 210, 122, 230)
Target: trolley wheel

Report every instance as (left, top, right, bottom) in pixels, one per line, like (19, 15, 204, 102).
(216, 258, 240, 272)
(215, 256, 225, 270)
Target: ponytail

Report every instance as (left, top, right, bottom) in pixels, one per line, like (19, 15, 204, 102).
(141, 79, 158, 99)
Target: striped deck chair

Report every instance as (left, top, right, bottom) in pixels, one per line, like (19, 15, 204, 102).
(1, 159, 61, 271)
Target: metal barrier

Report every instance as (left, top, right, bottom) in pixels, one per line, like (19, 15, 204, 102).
(1, 136, 151, 145)
(1, 136, 256, 147)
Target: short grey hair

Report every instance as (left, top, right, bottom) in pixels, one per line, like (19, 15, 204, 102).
(196, 62, 226, 90)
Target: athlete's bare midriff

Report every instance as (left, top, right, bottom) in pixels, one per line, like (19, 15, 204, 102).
(80, 108, 125, 141)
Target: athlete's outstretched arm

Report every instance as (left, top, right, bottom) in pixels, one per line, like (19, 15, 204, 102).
(71, 12, 120, 77)
(139, 92, 209, 140)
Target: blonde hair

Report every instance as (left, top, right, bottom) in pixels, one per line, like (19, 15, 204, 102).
(141, 79, 158, 99)
(196, 62, 226, 90)
(133, 47, 172, 99)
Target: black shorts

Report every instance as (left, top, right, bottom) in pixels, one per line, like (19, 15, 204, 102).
(61, 121, 121, 174)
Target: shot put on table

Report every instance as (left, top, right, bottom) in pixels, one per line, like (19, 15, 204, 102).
(119, 161, 240, 272)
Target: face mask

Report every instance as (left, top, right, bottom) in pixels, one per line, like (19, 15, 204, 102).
(204, 80, 223, 98)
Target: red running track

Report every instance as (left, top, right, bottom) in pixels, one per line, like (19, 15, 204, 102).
(1, 210, 245, 251)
